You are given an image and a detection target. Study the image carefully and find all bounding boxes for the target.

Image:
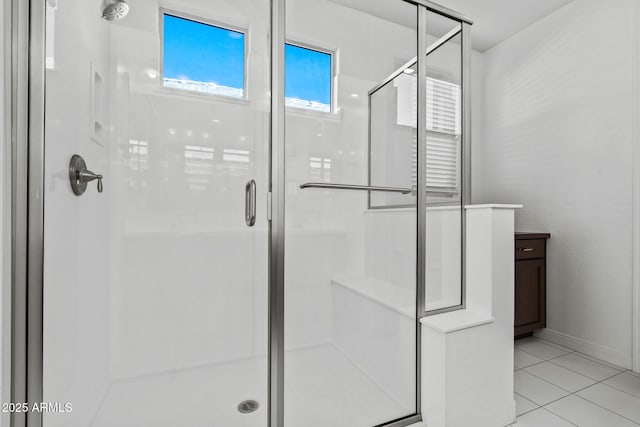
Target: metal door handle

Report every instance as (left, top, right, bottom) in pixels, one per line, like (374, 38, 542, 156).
(519, 248, 534, 252)
(245, 179, 256, 227)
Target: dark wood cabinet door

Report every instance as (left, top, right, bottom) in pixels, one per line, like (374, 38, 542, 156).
(514, 258, 546, 335)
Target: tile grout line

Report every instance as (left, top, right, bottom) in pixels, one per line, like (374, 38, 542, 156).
(514, 387, 579, 426)
(572, 380, 640, 420)
(567, 394, 640, 426)
(523, 367, 593, 395)
(545, 358, 625, 382)
(536, 407, 580, 427)
(514, 349, 576, 371)
(515, 339, 640, 425)
(515, 350, 594, 396)
(514, 391, 541, 417)
(596, 374, 640, 400)
(522, 356, 625, 394)
(516, 371, 571, 399)
(515, 407, 540, 417)
(560, 351, 631, 371)
(516, 337, 577, 353)
(535, 368, 640, 425)
(515, 358, 558, 372)
(515, 346, 574, 360)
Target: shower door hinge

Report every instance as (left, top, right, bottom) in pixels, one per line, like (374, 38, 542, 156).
(267, 191, 272, 221)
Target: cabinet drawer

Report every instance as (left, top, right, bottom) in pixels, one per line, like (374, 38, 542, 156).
(515, 239, 545, 260)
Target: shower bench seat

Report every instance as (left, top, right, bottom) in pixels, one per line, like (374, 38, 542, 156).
(330, 277, 416, 411)
(331, 277, 414, 318)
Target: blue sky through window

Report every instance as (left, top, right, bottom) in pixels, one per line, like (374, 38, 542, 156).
(285, 44, 332, 107)
(163, 14, 245, 92)
(162, 14, 332, 109)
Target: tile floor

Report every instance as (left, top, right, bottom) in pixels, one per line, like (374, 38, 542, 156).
(513, 337, 640, 426)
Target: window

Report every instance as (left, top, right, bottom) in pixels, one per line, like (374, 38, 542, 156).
(162, 13, 245, 98)
(161, 17, 332, 108)
(421, 77, 461, 196)
(396, 75, 461, 197)
(285, 43, 332, 112)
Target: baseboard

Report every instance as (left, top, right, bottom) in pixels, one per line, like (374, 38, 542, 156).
(535, 329, 632, 370)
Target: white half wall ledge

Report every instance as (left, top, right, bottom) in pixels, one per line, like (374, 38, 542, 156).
(364, 204, 524, 214)
(420, 310, 494, 334)
(464, 204, 523, 210)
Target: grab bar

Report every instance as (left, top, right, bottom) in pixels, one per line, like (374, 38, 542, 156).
(300, 182, 413, 194)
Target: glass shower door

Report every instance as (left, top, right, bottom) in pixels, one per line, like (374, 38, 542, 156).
(41, 1, 270, 426)
(283, 1, 419, 426)
(371, 11, 466, 316)
(423, 12, 465, 314)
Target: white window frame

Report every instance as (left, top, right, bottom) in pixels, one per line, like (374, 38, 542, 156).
(158, 8, 249, 102)
(284, 39, 337, 116)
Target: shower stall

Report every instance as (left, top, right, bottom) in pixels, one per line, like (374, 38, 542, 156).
(10, 0, 471, 426)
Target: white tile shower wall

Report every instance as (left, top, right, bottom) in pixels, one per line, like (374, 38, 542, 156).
(285, 0, 418, 360)
(284, 0, 419, 315)
(107, 0, 423, 379)
(108, 0, 271, 378)
(44, 0, 485, 402)
(364, 207, 462, 311)
(42, 1, 112, 426)
(479, 0, 635, 368)
(364, 209, 416, 291)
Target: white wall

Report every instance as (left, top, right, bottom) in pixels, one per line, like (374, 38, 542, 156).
(105, 0, 272, 379)
(42, 1, 114, 425)
(478, 0, 635, 367)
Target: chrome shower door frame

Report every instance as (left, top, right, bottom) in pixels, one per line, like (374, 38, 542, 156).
(10, 0, 44, 426)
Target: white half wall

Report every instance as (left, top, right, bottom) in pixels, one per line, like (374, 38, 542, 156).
(478, 0, 635, 368)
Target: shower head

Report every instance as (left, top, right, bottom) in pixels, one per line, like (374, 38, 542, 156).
(102, 0, 129, 22)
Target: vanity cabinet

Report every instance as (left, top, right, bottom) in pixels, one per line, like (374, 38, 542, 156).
(514, 233, 550, 337)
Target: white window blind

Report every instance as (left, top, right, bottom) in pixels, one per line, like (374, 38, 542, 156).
(423, 78, 461, 195)
(396, 74, 461, 196)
